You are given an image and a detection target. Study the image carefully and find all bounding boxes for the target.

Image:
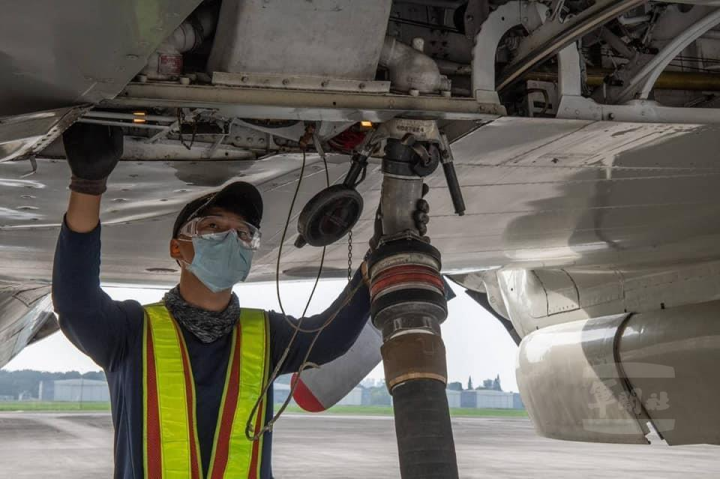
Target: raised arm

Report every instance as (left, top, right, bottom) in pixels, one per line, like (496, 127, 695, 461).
(53, 124, 143, 371)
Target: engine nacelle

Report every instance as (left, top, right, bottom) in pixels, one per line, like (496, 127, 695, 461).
(517, 301, 720, 446)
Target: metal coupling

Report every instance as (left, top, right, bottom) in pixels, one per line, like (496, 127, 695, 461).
(369, 239, 447, 338)
(381, 332, 448, 391)
(369, 238, 449, 391)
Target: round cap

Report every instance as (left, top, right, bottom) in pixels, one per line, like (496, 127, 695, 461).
(173, 181, 263, 238)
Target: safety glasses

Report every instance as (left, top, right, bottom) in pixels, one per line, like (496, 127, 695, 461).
(178, 215, 262, 250)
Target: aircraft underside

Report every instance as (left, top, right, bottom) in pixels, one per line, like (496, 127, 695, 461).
(1, 0, 720, 470)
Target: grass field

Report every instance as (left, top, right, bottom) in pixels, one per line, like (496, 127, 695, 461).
(0, 401, 111, 411)
(0, 402, 526, 417)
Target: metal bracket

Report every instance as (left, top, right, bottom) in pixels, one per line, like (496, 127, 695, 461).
(0, 105, 91, 163)
(614, 8, 720, 102)
(472, 1, 548, 104)
(556, 42, 720, 124)
(496, 0, 648, 91)
(212, 71, 391, 94)
(20, 156, 38, 178)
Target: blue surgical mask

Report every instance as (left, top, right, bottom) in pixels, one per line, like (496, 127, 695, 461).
(185, 230, 254, 293)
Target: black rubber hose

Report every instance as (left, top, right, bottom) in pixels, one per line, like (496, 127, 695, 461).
(391, 379, 459, 479)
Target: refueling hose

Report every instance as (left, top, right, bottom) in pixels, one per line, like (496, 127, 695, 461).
(392, 379, 460, 479)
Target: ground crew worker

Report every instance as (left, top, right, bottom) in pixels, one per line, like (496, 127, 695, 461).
(52, 124, 371, 478)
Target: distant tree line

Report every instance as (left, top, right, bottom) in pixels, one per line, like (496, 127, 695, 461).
(0, 370, 106, 399)
(447, 374, 503, 392)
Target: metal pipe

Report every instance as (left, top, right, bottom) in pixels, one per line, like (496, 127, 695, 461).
(525, 69, 720, 91)
(142, 5, 217, 80)
(497, 0, 648, 91)
(625, 8, 720, 99)
(435, 59, 472, 76)
(617, 14, 651, 25)
(76, 118, 169, 130)
(379, 36, 450, 93)
(85, 111, 177, 123)
(380, 177, 425, 234)
(161, 6, 216, 54)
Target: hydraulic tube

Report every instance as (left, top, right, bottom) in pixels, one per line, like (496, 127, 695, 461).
(369, 136, 459, 479)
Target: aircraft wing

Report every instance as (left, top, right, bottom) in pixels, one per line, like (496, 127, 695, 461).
(3, 0, 720, 448)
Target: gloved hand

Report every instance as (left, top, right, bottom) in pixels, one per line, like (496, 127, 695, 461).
(413, 183, 431, 236)
(414, 197, 430, 236)
(63, 123, 124, 195)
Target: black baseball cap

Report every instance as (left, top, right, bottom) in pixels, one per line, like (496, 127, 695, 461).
(173, 181, 263, 238)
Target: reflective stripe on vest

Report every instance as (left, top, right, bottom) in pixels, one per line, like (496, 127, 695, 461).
(143, 303, 269, 479)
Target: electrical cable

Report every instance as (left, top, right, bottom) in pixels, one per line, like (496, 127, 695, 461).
(245, 280, 363, 441)
(246, 149, 319, 438)
(277, 150, 329, 322)
(245, 145, 364, 440)
(275, 149, 340, 334)
(176, 109, 197, 150)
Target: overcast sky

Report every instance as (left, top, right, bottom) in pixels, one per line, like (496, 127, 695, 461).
(4, 279, 520, 392)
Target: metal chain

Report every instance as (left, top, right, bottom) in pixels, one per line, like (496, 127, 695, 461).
(347, 229, 353, 282)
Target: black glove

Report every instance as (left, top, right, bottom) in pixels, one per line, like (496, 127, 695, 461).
(414, 183, 431, 236)
(63, 123, 123, 195)
(414, 198, 430, 236)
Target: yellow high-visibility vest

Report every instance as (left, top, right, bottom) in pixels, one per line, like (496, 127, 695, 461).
(142, 303, 269, 479)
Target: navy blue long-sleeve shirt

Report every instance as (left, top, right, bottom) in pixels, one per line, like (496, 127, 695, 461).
(52, 220, 371, 478)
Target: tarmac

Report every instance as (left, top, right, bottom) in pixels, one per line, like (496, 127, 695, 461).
(0, 412, 718, 478)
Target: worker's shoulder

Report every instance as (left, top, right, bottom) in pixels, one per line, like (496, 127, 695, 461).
(241, 307, 271, 324)
(122, 299, 149, 321)
(241, 307, 267, 314)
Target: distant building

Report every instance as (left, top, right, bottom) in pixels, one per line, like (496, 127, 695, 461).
(459, 389, 515, 409)
(513, 392, 525, 410)
(273, 382, 295, 405)
(39, 380, 54, 401)
(366, 386, 392, 406)
(18, 391, 36, 401)
(336, 387, 363, 406)
(446, 389, 461, 408)
(50, 379, 109, 402)
(360, 378, 379, 389)
(460, 390, 477, 408)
